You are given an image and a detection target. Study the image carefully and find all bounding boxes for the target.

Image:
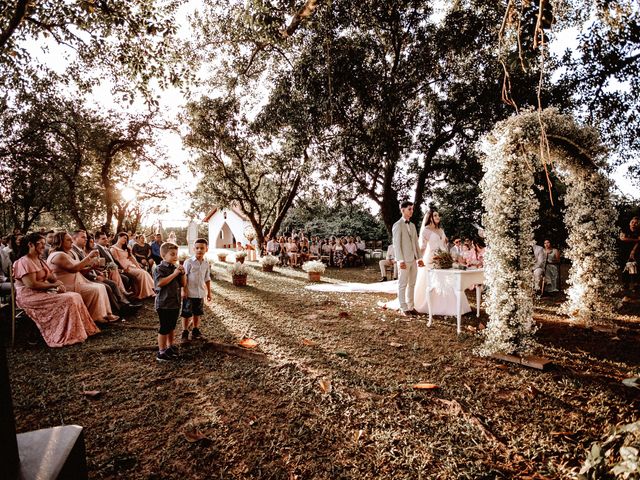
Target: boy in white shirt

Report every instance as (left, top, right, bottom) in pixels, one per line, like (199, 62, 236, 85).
(181, 238, 212, 340)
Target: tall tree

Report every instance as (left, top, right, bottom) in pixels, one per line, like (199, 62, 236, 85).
(184, 95, 312, 247)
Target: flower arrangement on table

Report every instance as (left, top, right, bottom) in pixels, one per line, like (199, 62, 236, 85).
(260, 255, 279, 272)
(302, 260, 326, 281)
(431, 248, 453, 269)
(230, 261, 249, 286)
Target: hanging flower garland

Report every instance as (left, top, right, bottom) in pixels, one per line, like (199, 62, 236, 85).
(478, 108, 619, 356)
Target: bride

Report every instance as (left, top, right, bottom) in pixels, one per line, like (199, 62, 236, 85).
(412, 210, 471, 316)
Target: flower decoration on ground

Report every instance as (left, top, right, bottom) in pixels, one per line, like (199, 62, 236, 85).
(260, 255, 279, 267)
(230, 261, 249, 276)
(478, 108, 619, 356)
(302, 260, 326, 273)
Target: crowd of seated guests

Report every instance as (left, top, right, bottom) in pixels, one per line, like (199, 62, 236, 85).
(0, 227, 167, 348)
(262, 232, 368, 268)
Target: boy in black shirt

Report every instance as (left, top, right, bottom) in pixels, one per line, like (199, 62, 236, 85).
(154, 242, 185, 362)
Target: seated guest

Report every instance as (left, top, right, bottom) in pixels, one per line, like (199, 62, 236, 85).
(543, 239, 560, 293)
(266, 236, 278, 256)
(132, 234, 155, 272)
(379, 244, 397, 281)
(111, 232, 155, 299)
(333, 239, 345, 268)
(43, 230, 55, 260)
(355, 236, 366, 265)
(344, 237, 358, 267)
(620, 216, 640, 299)
(0, 244, 11, 296)
(449, 238, 463, 262)
(463, 239, 485, 268)
(13, 233, 100, 347)
(70, 230, 135, 314)
(321, 239, 332, 265)
(47, 232, 119, 323)
(95, 231, 132, 295)
(532, 244, 547, 294)
(287, 237, 299, 267)
(5, 233, 23, 262)
(309, 240, 320, 260)
(150, 233, 163, 265)
(278, 236, 288, 266)
(299, 239, 310, 263)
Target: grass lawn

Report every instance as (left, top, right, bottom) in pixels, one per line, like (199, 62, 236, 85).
(6, 261, 640, 479)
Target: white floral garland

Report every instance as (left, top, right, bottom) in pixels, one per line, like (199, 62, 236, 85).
(478, 108, 619, 356)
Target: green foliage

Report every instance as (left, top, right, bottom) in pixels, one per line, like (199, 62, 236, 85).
(281, 198, 387, 241)
(578, 420, 640, 480)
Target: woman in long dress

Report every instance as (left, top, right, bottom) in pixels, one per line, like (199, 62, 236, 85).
(543, 239, 560, 293)
(47, 232, 119, 324)
(110, 232, 155, 299)
(413, 210, 472, 316)
(13, 233, 100, 347)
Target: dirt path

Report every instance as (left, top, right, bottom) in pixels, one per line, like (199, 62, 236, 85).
(6, 262, 640, 479)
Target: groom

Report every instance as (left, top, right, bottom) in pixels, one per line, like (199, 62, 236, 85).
(392, 201, 424, 316)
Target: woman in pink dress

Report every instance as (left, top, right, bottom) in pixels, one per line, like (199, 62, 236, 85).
(47, 232, 119, 323)
(13, 233, 99, 347)
(110, 232, 155, 299)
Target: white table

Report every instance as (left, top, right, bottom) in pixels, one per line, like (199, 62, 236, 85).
(425, 269, 484, 334)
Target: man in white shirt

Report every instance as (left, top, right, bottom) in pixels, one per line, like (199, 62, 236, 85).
(344, 237, 358, 266)
(392, 201, 424, 315)
(266, 236, 277, 255)
(449, 238, 462, 261)
(379, 244, 397, 281)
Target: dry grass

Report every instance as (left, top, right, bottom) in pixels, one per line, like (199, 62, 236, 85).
(6, 261, 640, 479)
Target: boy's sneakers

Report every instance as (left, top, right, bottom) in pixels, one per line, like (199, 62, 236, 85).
(191, 327, 202, 339)
(181, 329, 190, 341)
(166, 345, 180, 359)
(156, 350, 172, 362)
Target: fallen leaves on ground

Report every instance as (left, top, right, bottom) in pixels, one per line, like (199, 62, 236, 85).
(413, 383, 439, 390)
(318, 378, 332, 394)
(183, 429, 209, 443)
(389, 342, 403, 348)
(238, 338, 258, 349)
(82, 390, 102, 399)
(302, 338, 316, 346)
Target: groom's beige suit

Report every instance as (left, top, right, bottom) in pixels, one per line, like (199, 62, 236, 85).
(392, 217, 421, 311)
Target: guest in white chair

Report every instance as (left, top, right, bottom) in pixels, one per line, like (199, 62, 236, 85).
(379, 244, 397, 281)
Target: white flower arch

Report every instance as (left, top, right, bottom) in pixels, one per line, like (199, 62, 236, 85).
(477, 108, 620, 356)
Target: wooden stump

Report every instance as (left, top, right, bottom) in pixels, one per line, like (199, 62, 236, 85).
(308, 272, 321, 282)
(262, 265, 274, 272)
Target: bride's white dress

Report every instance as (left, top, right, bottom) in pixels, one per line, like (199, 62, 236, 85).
(412, 227, 471, 316)
(304, 227, 472, 317)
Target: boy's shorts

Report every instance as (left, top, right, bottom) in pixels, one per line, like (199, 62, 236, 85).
(181, 298, 204, 318)
(157, 308, 180, 335)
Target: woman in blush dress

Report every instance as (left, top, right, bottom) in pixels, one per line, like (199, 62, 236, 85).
(47, 232, 119, 324)
(413, 210, 472, 316)
(110, 232, 155, 299)
(14, 233, 100, 346)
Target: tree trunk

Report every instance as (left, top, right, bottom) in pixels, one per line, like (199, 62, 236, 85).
(101, 154, 115, 232)
(268, 172, 302, 240)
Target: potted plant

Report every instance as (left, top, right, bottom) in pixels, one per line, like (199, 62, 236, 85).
(178, 252, 190, 265)
(235, 250, 247, 264)
(260, 255, 279, 272)
(302, 260, 326, 282)
(230, 261, 249, 286)
(217, 251, 228, 262)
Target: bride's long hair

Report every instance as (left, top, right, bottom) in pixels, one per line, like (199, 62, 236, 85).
(418, 209, 440, 244)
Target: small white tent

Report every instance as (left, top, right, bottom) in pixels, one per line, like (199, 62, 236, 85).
(204, 207, 252, 249)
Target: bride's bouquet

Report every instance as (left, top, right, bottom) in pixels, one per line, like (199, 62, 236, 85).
(431, 248, 453, 269)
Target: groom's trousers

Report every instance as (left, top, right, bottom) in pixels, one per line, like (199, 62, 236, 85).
(397, 260, 418, 311)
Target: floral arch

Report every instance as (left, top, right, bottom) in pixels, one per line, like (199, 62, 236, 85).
(478, 108, 620, 356)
